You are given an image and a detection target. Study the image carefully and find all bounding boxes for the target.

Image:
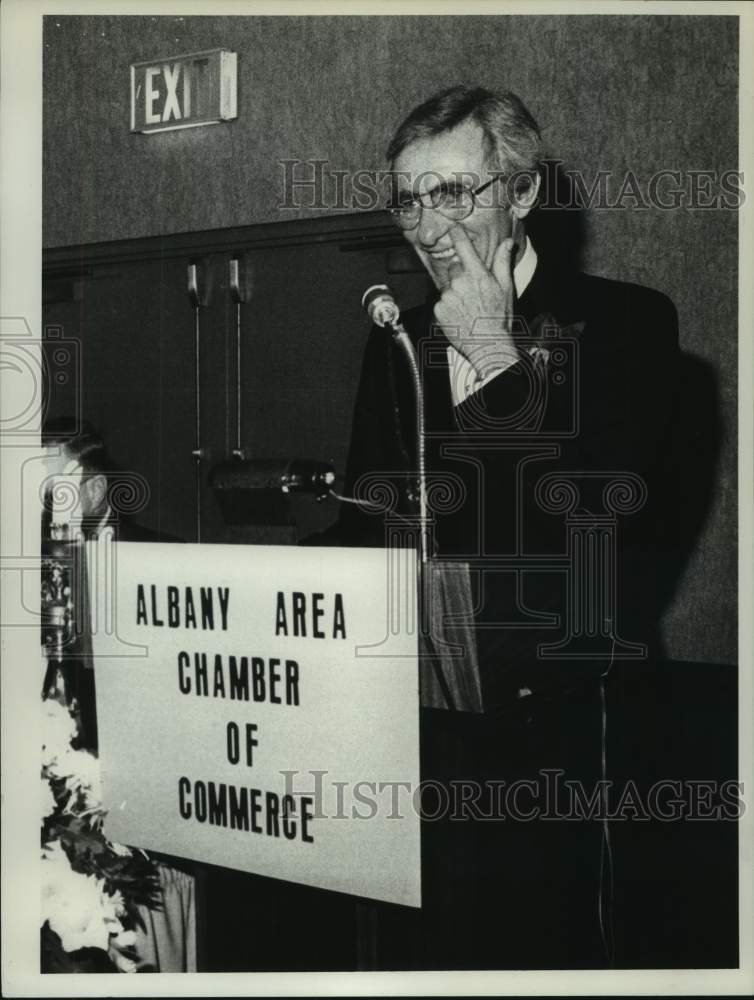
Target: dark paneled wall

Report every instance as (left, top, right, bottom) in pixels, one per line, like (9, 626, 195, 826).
(42, 217, 427, 548)
(42, 15, 738, 663)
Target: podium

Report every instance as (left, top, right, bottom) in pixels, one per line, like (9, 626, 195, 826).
(78, 511, 654, 969)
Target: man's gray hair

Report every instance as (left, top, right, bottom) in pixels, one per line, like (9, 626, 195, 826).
(386, 85, 542, 181)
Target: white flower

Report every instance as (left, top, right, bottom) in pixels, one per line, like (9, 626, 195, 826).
(41, 843, 106, 948)
(46, 747, 76, 780)
(58, 907, 111, 954)
(41, 699, 77, 769)
(41, 841, 125, 954)
(59, 749, 103, 809)
(109, 948, 137, 973)
(109, 928, 138, 972)
(112, 929, 136, 949)
(45, 745, 104, 816)
(41, 777, 58, 826)
(105, 887, 126, 919)
(41, 833, 71, 879)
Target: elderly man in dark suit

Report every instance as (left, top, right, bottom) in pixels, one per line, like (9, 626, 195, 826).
(338, 85, 679, 704)
(328, 86, 680, 968)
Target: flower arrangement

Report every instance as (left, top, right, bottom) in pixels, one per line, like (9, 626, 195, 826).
(40, 696, 159, 973)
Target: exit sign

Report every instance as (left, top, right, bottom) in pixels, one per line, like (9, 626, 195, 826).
(130, 49, 237, 133)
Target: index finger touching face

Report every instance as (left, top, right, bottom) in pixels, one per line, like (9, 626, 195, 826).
(448, 224, 485, 275)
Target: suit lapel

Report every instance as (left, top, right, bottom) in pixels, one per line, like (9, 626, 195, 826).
(403, 297, 455, 435)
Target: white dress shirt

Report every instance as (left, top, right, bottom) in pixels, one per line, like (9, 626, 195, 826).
(446, 236, 538, 406)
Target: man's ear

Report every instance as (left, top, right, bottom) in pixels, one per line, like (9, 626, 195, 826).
(509, 170, 541, 221)
(82, 473, 108, 515)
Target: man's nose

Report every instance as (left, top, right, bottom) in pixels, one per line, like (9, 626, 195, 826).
(414, 206, 452, 248)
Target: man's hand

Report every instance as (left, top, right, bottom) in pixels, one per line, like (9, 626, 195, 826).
(433, 225, 520, 379)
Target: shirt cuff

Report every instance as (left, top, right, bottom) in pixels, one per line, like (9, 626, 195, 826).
(453, 355, 521, 406)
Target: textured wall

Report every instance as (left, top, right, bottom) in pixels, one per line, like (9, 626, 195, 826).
(43, 14, 739, 663)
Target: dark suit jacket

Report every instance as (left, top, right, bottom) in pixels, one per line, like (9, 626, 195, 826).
(312, 256, 684, 967)
(329, 252, 680, 706)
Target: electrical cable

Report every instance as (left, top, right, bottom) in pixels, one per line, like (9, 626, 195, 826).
(597, 630, 617, 967)
(194, 304, 202, 543)
(328, 489, 386, 510)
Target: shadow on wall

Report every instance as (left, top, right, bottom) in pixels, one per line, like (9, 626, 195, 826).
(659, 352, 724, 619)
(530, 163, 725, 649)
(528, 160, 588, 275)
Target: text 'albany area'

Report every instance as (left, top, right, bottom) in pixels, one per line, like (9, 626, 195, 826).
(135, 585, 348, 639)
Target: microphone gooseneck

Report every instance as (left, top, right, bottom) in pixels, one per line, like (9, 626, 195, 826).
(360, 284, 428, 566)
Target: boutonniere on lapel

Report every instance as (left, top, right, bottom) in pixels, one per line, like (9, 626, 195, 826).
(503, 312, 586, 433)
(523, 312, 586, 370)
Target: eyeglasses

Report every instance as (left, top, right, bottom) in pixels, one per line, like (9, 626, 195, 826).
(388, 175, 502, 231)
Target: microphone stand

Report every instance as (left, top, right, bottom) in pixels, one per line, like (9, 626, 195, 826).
(385, 319, 429, 567)
(362, 285, 455, 709)
(386, 321, 459, 710)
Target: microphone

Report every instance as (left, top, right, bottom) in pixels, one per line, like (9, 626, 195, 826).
(361, 280, 429, 566)
(362, 284, 400, 328)
(210, 459, 336, 499)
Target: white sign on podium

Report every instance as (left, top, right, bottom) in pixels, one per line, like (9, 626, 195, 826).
(91, 542, 421, 908)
